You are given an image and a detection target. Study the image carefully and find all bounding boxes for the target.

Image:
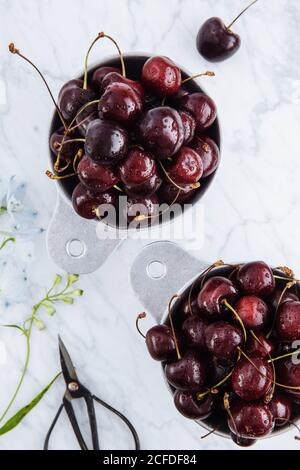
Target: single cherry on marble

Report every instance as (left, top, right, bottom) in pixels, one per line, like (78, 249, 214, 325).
(196, 1, 259, 62)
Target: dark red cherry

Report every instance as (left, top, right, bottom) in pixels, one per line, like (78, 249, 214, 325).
(210, 357, 234, 386)
(157, 181, 194, 205)
(125, 173, 162, 198)
(178, 111, 196, 145)
(182, 315, 207, 351)
(58, 79, 96, 121)
(191, 135, 220, 178)
(197, 276, 238, 316)
(169, 87, 189, 105)
(85, 119, 128, 165)
(205, 321, 243, 360)
(180, 93, 217, 132)
(102, 71, 145, 100)
(197, 18, 241, 62)
(119, 148, 156, 186)
(231, 357, 273, 401)
(126, 194, 159, 222)
(77, 155, 119, 193)
(276, 301, 300, 341)
(98, 82, 142, 125)
(72, 183, 117, 220)
(75, 102, 98, 137)
(144, 93, 162, 111)
(141, 56, 181, 97)
(174, 390, 214, 420)
(91, 66, 120, 91)
(50, 127, 81, 164)
(234, 295, 269, 330)
(269, 393, 292, 427)
(270, 289, 299, 311)
(277, 357, 300, 401)
(138, 107, 184, 159)
(145, 325, 176, 361)
(165, 351, 207, 391)
(181, 298, 200, 318)
(168, 147, 203, 184)
(246, 333, 275, 358)
(228, 402, 274, 438)
(236, 261, 275, 298)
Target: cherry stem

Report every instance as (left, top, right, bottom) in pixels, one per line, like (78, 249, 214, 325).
(238, 347, 300, 391)
(181, 71, 215, 85)
(276, 266, 295, 278)
(83, 32, 126, 89)
(266, 280, 295, 339)
(134, 188, 182, 222)
(200, 260, 225, 289)
(60, 138, 86, 146)
(222, 299, 247, 343)
(187, 260, 225, 316)
(45, 170, 76, 180)
(158, 160, 200, 191)
(223, 392, 241, 444)
(197, 367, 235, 400)
(73, 149, 84, 172)
(54, 99, 100, 171)
(201, 425, 221, 440)
(168, 294, 182, 361)
(113, 184, 123, 193)
(135, 312, 147, 339)
(227, 0, 259, 30)
(274, 275, 300, 283)
(8, 43, 67, 130)
(277, 418, 300, 437)
(268, 348, 300, 364)
(250, 330, 276, 402)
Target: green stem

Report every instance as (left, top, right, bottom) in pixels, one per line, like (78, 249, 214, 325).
(0, 237, 15, 251)
(0, 306, 37, 423)
(269, 349, 300, 363)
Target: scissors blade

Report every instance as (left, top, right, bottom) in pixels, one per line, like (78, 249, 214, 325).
(58, 335, 78, 383)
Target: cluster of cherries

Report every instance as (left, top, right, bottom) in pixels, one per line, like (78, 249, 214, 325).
(138, 261, 300, 446)
(47, 34, 221, 224)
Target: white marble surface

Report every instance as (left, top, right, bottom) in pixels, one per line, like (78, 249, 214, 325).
(0, 0, 300, 450)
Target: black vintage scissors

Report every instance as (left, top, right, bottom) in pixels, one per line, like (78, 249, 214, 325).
(44, 336, 140, 450)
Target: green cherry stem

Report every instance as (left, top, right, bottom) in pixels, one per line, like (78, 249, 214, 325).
(222, 299, 247, 343)
(83, 32, 126, 90)
(181, 71, 215, 85)
(268, 349, 300, 364)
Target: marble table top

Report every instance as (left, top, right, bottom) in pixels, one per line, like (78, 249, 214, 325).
(0, 0, 300, 450)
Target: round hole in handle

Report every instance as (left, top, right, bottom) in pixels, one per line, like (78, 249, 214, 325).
(66, 239, 86, 258)
(146, 260, 167, 280)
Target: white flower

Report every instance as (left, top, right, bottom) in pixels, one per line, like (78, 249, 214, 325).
(0, 176, 43, 239)
(0, 176, 43, 307)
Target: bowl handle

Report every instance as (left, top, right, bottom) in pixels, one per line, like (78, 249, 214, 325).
(130, 241, 206, 323)
(46, 194, 121, 274)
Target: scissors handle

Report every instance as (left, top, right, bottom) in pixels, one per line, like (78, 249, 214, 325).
(92, 395, 140, 450)
(44, 403, 64, 450)
(84, 394, 100, 450)
(64, 396, 90, 450)
(44, 400, 91, 451)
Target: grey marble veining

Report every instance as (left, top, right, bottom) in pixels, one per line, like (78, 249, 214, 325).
(0, 0, 300, 450)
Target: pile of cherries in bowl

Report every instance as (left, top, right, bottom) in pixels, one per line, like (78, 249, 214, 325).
(48, 34, 220, 226)
(141, 261, 300, 446)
